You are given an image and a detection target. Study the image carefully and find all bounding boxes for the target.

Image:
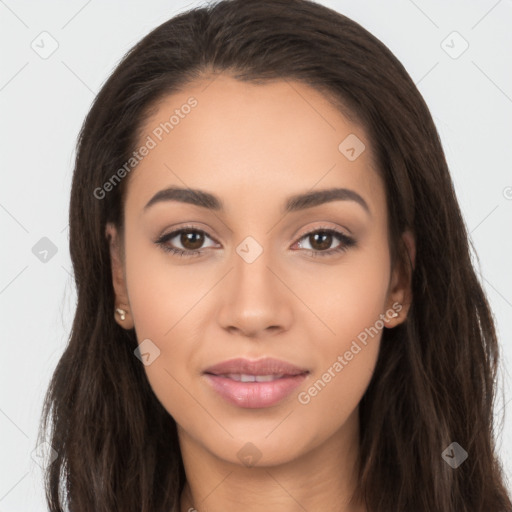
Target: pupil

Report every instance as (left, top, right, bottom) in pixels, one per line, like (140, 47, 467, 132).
(311, 231, 331, 250)
(182, 231, 204, 250)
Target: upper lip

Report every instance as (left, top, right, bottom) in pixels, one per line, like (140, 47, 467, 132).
(203, 357, 309, 376)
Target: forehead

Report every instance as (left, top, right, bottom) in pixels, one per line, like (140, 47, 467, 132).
(125, 74, 386, 220)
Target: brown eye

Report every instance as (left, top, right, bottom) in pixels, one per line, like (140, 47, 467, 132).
(155, 227, 218, 257)
(293, 228, 356, 257)
(179, 230, 205, 250)
(308, 231, 333, 251)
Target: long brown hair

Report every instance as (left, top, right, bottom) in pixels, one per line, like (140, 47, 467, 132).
(38, 0, 512, 510)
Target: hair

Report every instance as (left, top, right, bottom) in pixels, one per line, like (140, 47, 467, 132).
(38, 0, 512, 510)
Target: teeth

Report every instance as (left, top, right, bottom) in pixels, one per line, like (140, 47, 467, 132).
(225, 373, 285, 382)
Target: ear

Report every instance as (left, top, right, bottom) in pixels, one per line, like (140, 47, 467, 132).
(105, 222, 134, 329)
(384, 230, 415, 328)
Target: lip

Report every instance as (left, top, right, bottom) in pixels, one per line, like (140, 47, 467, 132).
(203, 357, 308, 376)
(203, 357, 309, 409)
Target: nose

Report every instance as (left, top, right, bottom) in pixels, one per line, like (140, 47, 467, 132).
(216, 244, 294, 339)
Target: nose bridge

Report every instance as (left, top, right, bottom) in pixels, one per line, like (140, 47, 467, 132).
(216, 235, 293, 336)
(235, 237, 273, 294)
(232, 236, 279, 307)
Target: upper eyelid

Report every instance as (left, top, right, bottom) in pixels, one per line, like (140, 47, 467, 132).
(158, 226, 219, 244)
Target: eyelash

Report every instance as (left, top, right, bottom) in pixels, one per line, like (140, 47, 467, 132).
(154, 224, 356, 258)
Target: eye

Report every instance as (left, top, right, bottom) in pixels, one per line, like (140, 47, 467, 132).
(155, 225, 356, 258)
(292, 227, 356, 257)
(155, 226, 219, 257)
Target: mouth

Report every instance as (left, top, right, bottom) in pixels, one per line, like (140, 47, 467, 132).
(202, 357, 309, 409)
(213, 373, 291, 382)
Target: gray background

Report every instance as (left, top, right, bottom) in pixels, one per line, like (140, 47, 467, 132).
(1, 0, 511, 509)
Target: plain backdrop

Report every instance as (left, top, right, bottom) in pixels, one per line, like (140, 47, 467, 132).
(1, 0, 511, 509)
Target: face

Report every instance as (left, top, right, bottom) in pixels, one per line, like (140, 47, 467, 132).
(107, 74, 413, 468)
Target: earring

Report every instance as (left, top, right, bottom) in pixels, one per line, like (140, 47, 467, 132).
(115, 308, 126, 321)
(384, 305, 401, 323)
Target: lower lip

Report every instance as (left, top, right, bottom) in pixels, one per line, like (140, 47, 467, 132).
(204, 373, 308, 408)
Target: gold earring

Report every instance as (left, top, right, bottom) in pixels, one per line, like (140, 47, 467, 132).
(115, 308, 126, 321)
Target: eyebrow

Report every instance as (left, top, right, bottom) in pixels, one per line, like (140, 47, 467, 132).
(144, 186, 371, 216)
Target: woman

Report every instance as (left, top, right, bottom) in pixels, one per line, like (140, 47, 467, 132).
(38, 0, 512, 510)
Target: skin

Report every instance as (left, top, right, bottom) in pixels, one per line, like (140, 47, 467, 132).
(106, 74, 415, 512)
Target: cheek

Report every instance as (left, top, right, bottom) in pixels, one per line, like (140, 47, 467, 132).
(124, 233, 209, 338)
(292, 245, 390, 414)
(297, 354, 380, 437)
(289, 238, 391, 349)
(123, 236, 218, 422)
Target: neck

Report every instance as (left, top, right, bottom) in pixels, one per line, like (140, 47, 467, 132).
(178, 408, 365, 512)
